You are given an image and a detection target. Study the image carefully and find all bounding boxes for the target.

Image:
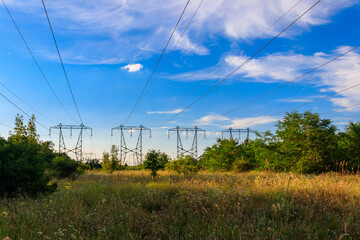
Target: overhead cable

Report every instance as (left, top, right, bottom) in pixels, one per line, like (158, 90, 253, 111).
(1, 0, 78, 124)
(124, 0, 191, 124)
(158, 0, 322, 127)
(42, 0, 83, 123)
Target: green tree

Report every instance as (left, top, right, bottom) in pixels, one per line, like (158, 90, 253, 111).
(102, 151, 112, 173)
(200, 139, 241, 171)
(27, 114, 39, 144)
(0, 114, 57, 196)
(11, 114, 27, 144)
(143, 150, 169, 178)
(110, 145, 121, 170)
(166, 155, 199, 175)
(276, 111, 338, 173)
(246, 131, 285, 171)
(337, 122, 360, 173)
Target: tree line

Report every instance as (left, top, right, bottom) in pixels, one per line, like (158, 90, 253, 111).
(103, 111, 360, 176)
(1, 110, 359, 196)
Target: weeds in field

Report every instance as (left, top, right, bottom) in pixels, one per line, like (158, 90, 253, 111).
(1, 170, 359, 239)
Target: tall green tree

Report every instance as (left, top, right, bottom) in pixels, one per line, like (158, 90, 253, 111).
(337, 122, 360, 172)
(110, 144, 121, 170)
(27, 114, 39, 144)
(11, 114, 27, 144)
(276, 111, 338, 173)
(200, 139, 241, 171)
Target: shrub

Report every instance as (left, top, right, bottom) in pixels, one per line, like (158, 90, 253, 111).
(232, 157, 252, 172)
(200, 139, 242, 171)
(143, 150, 170, 178)
(50, 155, 82, 179)
(166, 155, 199, 175)
(0, 115, 56, 197)
(86, 159, 102, 170)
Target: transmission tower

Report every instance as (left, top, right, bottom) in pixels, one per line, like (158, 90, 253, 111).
(168, 126, 206, 159)
(222, 127, 255, 142)
(111, 125, 151, 165)
(49, 124, 92, 161)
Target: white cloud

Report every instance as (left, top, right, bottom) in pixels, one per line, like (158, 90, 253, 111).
(5, 0, 358, 64)
(170, 46, 360, 111)
(226, 116, 278, 128)
(195, 114, 229, 125)
(172, 30, 209, 56)
(147, 109, 184, 114)
(277, 95, 325, 103)
(121, 63, 143, 72)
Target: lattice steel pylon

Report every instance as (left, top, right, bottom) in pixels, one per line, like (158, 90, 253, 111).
(222, 127, 255, 143)
(168, 126, 206, 159)
(49, 124, 92, 161)
(111, 125, 151, 165)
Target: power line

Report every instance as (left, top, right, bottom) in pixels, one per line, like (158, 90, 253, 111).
(158, 0, 322, 127)
(169, 0, 304, 110)
(321, 102, 360, 116)
(215, 0, 304, 75)
(200, 44, 360, 125)
(143, 0, 205, 98)
(226, 82, 360, 129)
(41, 0, 83, 124)
(124, 0, 191, 124)
(1, 0, 78, 124)
(0, 122, 12, 129)
(0, 80, 56, 124)
(0, 91, 51, 131)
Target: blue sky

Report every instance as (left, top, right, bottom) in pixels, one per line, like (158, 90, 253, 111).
(0, 0, 359, 161)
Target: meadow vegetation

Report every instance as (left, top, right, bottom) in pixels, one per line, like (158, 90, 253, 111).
(1, 111, 360, 239)
(1, 170, 360, 239)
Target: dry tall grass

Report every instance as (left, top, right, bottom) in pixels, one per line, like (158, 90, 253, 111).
(1, 170, 359, 239)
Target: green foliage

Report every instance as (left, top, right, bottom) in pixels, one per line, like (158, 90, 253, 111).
(50, 155, 83, 179)
(2, 171, 360, 239)
(86, 159, 102, 170)
(198, 111, 355, 174)
(276, 111, 338, 173)
(166, 155, 199, 174)
(143, 150, 169, 178)
(0, 115, 56, 197)
(200, 139, 241, 171)
(101, 151, 113, 173)
(102, 145, 122, 173)
(232, 157, 252, 172)
(337, 122, 360, 173)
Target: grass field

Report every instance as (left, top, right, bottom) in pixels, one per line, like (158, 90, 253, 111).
(1, 170, 360, 239)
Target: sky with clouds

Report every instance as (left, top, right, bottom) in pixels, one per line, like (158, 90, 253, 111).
(0, 0, 359, 162)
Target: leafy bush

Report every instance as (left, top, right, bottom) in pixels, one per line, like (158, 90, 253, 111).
(166, 155, 199, 175)
(143, 150, 170, 178)
(102, 145, 121, 173)
(337, 122, 360, 173)
(50, 155, 83, 179)
(86, 159, 102, 170)
(232, 157, 252, 172)
(200, 139, 241, 171)
(0, 115, 56, 197)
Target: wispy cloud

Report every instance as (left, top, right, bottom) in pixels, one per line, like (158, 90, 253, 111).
(147, 109, 184, 114)
(195, 114, 229, 125)
(226, 116, 278, 128)
(121, 63, 143, 72)
(5, 0, 358, 64)
(170, 46, 360, 111)
(277, 95, 325, 103)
